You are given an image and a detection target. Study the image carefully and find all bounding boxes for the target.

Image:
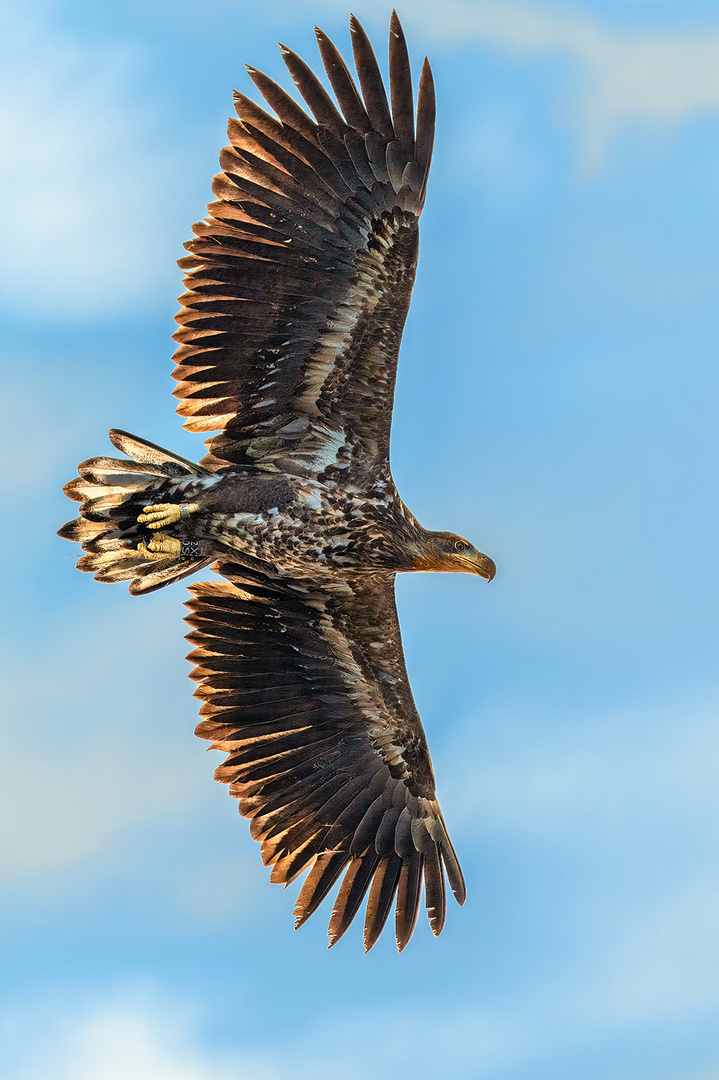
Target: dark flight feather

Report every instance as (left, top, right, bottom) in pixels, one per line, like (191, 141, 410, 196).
(245, 67, 319, 145)
(363, 853, 403, 952)
(388, 11, 415, 151)
(314, 27, 370, 133)
(186, 561, 465, 949)
(294, 851, 351, 928)
(280, 44, 349, 137)
(327, 852, 379, 947)
(395, 851, 424, 952)
(349, 14, 394, 138)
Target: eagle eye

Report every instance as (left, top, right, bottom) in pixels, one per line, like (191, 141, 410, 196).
(454, 540, 468, 553)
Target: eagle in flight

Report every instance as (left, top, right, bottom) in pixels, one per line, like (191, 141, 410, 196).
(59, 13, 496, 952)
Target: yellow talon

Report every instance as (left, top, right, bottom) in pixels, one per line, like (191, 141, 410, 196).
(137, 502, 198, 529)
(137, 532, 182, 560)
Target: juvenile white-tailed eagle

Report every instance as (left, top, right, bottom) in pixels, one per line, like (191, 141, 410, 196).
(59, 13, 495, 952)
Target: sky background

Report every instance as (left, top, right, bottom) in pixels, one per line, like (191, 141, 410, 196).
(2, 0, 719, 1077)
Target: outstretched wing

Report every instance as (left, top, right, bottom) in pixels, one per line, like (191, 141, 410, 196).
(173, 13, 435, 478)
(185, 562, 465, 952)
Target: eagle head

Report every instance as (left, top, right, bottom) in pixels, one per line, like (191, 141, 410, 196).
(412, 531, 496, 580)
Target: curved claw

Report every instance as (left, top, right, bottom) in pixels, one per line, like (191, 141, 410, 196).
(137, 532, 182, 560)
(138, 503, 182, 529)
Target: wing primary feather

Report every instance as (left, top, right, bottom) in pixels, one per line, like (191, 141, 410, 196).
(423, 842, 447, 937)
(315, 26, 370, 133)
(232, 98, 353, 202)
(232, 122, 351, 208)
(327, 850, 379, 947)
(251, 770, 356, 841)
(349, 795, 386, 856)
(439, 835, 467, 906)
(294, 851, 350, 928)
(314, 768, 381, 824)
(393, 805, 415, 858)
(237, 116, 356, 202)
(322, 766, 391, 850)
(349, 14, 394, 137)
(244, 769, 339, 824)
(343, 129, 379, 190)
(269, 831, 326, 884)
(395, 852, 423, 952)
(315, 127, 371, 196)
(279, 44, 348, 136)
(374, 805, 403, 856)
(232, 92, 285, 142)
(363, 853, 403, 952)
(225, 119, 289, 174)
(388, 11, 414, 151)
(246, 66, 319, 144)
(262, 817, 319, 864)
(414, 57, 436, 202)
(363, 131, 391, 185)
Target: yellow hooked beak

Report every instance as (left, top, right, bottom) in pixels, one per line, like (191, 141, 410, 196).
(465, 550, 496, 581)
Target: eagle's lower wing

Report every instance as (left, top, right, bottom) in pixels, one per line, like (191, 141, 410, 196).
(173, 14, 434, 479)
(185, 561, 465, 952)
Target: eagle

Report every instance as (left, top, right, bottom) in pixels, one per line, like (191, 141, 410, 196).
(59, 13, 496, 952)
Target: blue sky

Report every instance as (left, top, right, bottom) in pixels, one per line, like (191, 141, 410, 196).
(3, 0, 719, 1077)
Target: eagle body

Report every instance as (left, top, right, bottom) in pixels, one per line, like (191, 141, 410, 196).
(58, 14, 496, 952)
(149, 465, 471, 577)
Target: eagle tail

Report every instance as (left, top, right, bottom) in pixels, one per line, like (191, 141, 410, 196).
(58, 429, 213, 595)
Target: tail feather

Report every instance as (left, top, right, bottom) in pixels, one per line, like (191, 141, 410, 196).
(108, 429, 211, 475)
(59, 430, 213, 595)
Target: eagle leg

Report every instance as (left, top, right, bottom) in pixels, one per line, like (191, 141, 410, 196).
(137, 502, 199, 529)
(137, 532, 182, 560)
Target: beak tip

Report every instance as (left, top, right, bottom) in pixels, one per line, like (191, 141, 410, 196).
(482, 556, 496, 582)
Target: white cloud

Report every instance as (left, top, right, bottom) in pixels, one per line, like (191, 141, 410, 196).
(0, 986, 531, 1080)
(0, 7, 181, 318)
(4, 992, 277, 1080)
(5, 966, 716, 1080)
(316, 0, 719, 168)
(0, 603, 205, 878)
(0, 729, 198, 876)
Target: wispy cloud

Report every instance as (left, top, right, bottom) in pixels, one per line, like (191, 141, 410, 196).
(316, 0, 719, 168)
(6, 961, 718, 1080)
(0, 604, 204, 878)
(4, 991, 278, 1080)
(0, 8, 181, 319)
(6, 0, 719, 320)
(0, 985, 532, 1080)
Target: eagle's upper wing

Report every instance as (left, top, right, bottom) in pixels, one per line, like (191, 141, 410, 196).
(185, 562, 465, 952)
(172, 13, 434, 478)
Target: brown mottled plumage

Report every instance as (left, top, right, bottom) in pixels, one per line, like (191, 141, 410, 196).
(58, 13, 496, 952)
